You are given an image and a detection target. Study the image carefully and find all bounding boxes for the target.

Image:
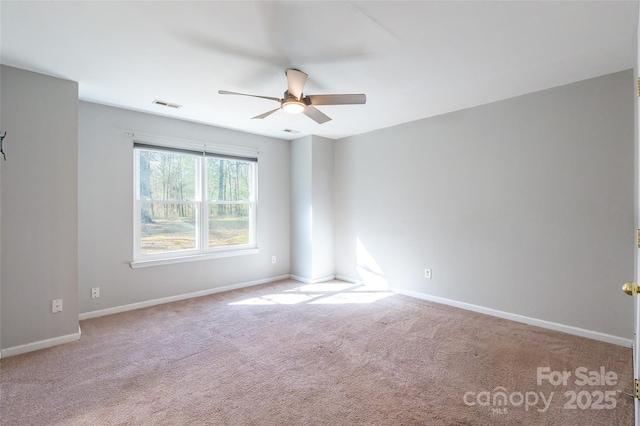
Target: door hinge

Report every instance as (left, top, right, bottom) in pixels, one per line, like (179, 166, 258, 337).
(637, 229, 640, 248)
(634, 379, 640, 398)
(637, 77, 640, 97)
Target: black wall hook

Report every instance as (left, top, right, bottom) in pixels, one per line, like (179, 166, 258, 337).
(0, 132, 6, 161)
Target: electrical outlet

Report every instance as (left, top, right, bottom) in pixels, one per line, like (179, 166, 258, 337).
(52, 299, 63, 313)
(424, 269, 432, 279)
(272, 256, 277, 264)
(91, 287, 100, 299)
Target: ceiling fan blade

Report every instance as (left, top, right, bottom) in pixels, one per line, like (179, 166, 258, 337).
(303, 106, 332, 124)
(306, 94, 367, 105)
(252, 108, 281, 120)
(286, 68, 308, 99)
(218, 90, 281, 103)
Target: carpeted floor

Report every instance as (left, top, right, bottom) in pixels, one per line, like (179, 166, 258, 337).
(0, 279, 634, 425)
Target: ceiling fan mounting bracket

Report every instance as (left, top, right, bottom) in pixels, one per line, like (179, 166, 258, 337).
(283, 91, 300, 102)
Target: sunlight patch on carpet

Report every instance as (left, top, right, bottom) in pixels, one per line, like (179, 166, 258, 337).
(228, 285, 395, 306)
(228, 293, 317, 305)
(285, 283, 359, 292)
(308, 291, 394, 304)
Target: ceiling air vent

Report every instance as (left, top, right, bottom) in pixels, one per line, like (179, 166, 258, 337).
(283, 129, 301, 134)
(153, 99, 182, 109)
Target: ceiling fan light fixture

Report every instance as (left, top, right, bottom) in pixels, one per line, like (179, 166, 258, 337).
(282, 100, 305, 114)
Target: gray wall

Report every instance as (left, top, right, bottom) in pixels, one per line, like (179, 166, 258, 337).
(78, 102, 290, 314)
(290, 135, 335, 281)
(311, 136, 335, 279)
(0, 61, 3, 352)
(335, 70, 635, 339)
(290, 136, 313, 278)
(0, 66, 79, 349)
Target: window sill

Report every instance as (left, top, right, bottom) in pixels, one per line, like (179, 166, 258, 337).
(130, 248, 260, 269)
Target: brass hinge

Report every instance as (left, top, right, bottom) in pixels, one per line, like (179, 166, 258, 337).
(637, 229, 640, 248)
(617, 380, 640, 399)
(637, 77, 640, 97)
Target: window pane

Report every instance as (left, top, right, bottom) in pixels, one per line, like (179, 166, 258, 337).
(208, 204, 250, 247)
(139, 150, 197, 201)
(207, 158, 252, 201)
(141, 203, 197, 254)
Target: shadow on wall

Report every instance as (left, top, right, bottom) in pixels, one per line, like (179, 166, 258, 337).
(356, 237, 388, 290)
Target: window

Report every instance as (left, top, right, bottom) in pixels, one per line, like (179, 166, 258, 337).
(132, 140, 258, 267)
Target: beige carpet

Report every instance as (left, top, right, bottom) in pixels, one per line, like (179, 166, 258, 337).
(0, 279, 633, 425)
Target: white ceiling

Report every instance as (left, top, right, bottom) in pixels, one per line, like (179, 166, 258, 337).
(1, 1, 638, 140)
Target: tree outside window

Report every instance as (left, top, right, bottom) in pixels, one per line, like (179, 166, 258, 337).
(134, 145, 257, 260)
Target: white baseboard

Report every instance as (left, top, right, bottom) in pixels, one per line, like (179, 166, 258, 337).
(395, 287, 632, 348)
(289, 274, 336, 284)
(335, 275, 363, 285)
(79, 274, 291, 320)
(335, 275, 631, 348)
(1, 327, 82, 358)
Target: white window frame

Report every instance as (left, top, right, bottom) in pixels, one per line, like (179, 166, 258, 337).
(130, 133, 259, 268)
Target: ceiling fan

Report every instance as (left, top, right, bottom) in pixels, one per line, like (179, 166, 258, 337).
(218, 68, 366, 124)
